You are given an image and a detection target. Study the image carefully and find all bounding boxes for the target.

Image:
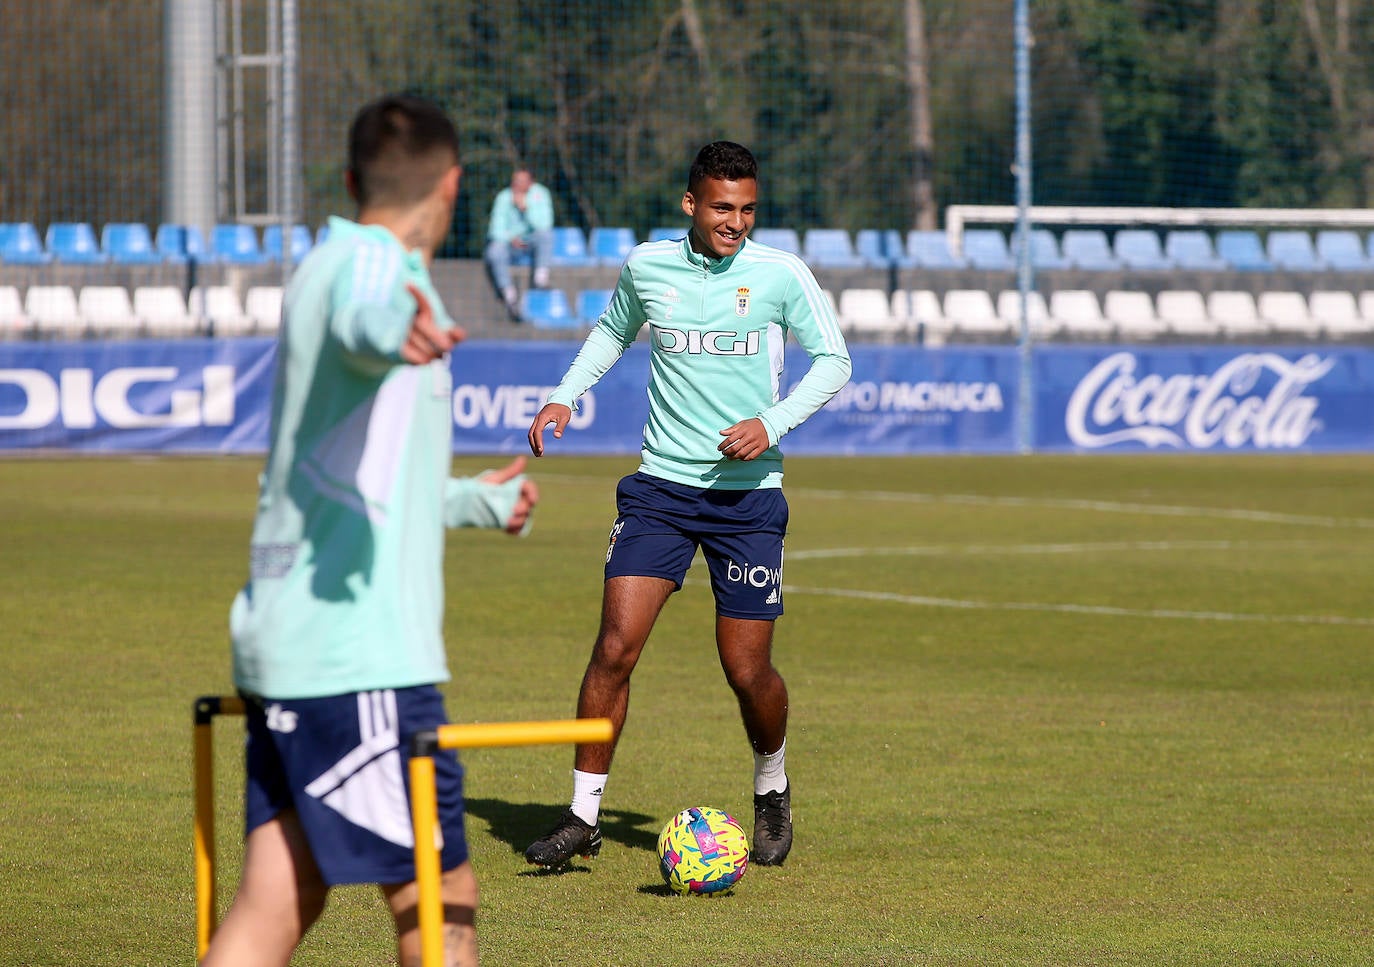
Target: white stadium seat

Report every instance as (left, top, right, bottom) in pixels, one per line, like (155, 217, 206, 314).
(943, 289, 1010, 339)
(1049, 290, 1113, 340)
(1155, 289, 1213, 338)
(1256, 291, 1318, 339)
(1307, 290, 1368, 339)
(24, 285, 84, 339)
(1360, 291, 1374, 326)
(245, 286, 284, 334)
(895, 289, 952, 345)
(134, 286, 200, 337)
(996, 290, 1059, 339)
(0, 285, 30, 338)
(837, 288, 903, 337)
(1103, 290, 1163, 341)
(1205, 291, 1268, 339)
(78, 285, 142, 338)
(191, 285, 255, 337)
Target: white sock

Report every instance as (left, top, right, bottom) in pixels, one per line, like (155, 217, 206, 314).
(753, 739, 787, 795)
(570, 769, 608, 826)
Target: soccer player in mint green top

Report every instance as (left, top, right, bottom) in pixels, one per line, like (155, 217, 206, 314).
(525, 141, 851, 871)
(210, 95, 535, 967)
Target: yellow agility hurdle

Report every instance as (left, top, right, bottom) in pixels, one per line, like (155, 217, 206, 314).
(193, 695, 611, 966)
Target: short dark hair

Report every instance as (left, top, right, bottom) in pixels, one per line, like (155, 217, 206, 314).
(348, 94, 461, 208)
(688, 141, 758, 193)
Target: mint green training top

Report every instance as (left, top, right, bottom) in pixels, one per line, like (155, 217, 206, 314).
(548, 236, 851, 489)
(229, 216, 458, 699)
(487, 183, 554, 242)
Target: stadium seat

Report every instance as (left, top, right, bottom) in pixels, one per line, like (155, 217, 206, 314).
(837, 288, 903, 337)
(590, 227, 638, 267)
(960, 229, 1014, 271)
(1360, 291, 1374, 326)
(245, 286, 284, 333)
(943, 289, 1010, 339)
(895, 289, 952, 344)
(876, 230, 918, 269)
(575, 288, 615, 326)
(262, 224, 314, 262)
(996, 290, 1058, 339)
(0, 285, 31, 338)
(315, 224, 332, 246)
(803, 229, 865, 268)
(1154, 290, 1213, 339)
(521, 289, 578, 329)
(1022, 228, 1070, 270)
(1204, 291, 1268, 339)
(1256, 291, 1317, 338)
(1049, 289, 1113, 340)
(1215, 230, 1272, 271)
(1265, 230, 1325, 272)
(0, 222, 52, 264)
(46, 222, 107, 264)
(1103, 290, 1163, 341)
(1307, 290, 1367, 339)
(751, 228, 801, 255)
(211, 224, 268, 265)
(156, 223, 210, 263)
(1061, 229, 1121, 271)
(102, 223, 162, 264)
(1113, 229, 1172, 270)
(1164, 230, 1228, 271)
(548, 226, 594, 267)
(854, 229, 889, 269)
(647, 226, 685, 243)
(905, 230, 967, 270)
(78, 285, 142, 337)
(1314, 230, 1371, 272)
(24, 285, 84, 339)
(191, 285, 255, 336)
(133, 286, 200, 338)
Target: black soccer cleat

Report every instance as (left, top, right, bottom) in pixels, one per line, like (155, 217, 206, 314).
(751, 783, 793, 866)
(524, 808, 603, 868)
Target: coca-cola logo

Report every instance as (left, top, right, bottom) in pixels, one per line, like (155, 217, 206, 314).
(1066, 351, 1334, 449)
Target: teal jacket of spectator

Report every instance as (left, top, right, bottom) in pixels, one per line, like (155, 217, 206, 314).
(486, 183, 554, 243)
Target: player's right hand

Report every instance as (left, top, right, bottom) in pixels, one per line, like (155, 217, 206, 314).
(401, 283, 465, 365)
(528, 402, 573, 457)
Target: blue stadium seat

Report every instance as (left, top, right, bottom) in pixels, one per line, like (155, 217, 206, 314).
(1215, 230, 1272, 271)
(648, 226, 685, 243)
(46, 222, 107, 263)
(155, 223, 210, 263)
(1164, 230, 1227, 271)
(1022, 228, 1070, 270)
(1061, 229, 1121, 270)
(0, 222, 53, 263)
(1113, 229, 1172, 270)
(961, 229, 1014, 271)
(802, 229, 865, 268)
(1314, 230, 1372, 271)
(880, 230, 920, 268)
(263, 224, 314, 262)
(854, 229, 889, 268)
(906, 230, 967, 269)
(101, 223, 161, 264)
(750, 228, 801, 254)
(548, 226, 594, 267)
(521, 289, 578, 328)
(212, 223, 268, 265)
(315, 224, 332, 246)
(1266, 230, 1325, 271)
(575, 288, 615, 326)
(589, 227, 637, 267)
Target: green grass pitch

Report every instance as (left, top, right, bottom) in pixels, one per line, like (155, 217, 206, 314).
(0, 453, 1370, 966)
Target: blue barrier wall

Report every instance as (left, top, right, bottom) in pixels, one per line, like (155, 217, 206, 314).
(2, 339, 1371, 454)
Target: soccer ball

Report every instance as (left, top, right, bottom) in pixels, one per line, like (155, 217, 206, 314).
(656, 806, 749, 895)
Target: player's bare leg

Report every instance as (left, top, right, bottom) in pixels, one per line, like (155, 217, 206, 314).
(386, 862, 478, 967)
(525, 575, 674, 867)
(717, 616, 794, 866)
(200, 811, 328, 967)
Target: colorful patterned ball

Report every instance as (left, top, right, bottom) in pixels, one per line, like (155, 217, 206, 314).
(656, 806, 749, 895)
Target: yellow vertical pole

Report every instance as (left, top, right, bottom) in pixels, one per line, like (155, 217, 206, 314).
(193, 696, 244, 961)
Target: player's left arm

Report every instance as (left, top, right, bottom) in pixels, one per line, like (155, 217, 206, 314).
(749, 266, 852, 449)
(444, 455, 539, 535)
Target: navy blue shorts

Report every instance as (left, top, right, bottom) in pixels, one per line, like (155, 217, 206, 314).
(604, 472, 788, 620)
(243, 686, 468, 886)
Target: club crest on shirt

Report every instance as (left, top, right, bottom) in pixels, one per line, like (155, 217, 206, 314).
(735, 287, 751, 317)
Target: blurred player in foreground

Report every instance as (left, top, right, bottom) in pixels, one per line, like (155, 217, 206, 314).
(203, 94, 536, 967)
(524, 140, 850, 871)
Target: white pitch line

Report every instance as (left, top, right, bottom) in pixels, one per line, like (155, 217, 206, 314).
(786, 539, 1317, 561)
(783, 584, 1374, 628)
(791, 488, 1374, 530)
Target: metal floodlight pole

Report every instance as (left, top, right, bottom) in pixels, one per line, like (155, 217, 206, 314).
(1013, 0, 1034, 454)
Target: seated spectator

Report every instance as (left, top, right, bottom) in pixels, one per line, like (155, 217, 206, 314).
(485, 167, 554, 318)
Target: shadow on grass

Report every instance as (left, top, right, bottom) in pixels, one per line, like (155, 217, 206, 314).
(465, 797, 659, 869)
